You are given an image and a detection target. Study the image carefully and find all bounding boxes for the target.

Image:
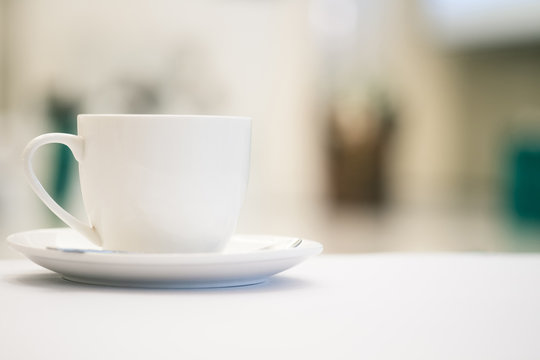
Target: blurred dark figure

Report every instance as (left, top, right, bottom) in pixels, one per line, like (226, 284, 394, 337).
(328, 91, 396, 208)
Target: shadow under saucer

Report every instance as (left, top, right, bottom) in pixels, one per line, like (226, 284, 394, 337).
(5, 271, 315, 294)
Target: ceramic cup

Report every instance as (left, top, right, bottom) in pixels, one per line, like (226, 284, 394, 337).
(23, 114, 251, 253)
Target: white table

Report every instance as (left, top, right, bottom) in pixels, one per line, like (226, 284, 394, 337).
(1, 254, 540, 359)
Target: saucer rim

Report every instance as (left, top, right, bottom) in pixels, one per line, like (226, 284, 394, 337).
(7, 228, 323, 265)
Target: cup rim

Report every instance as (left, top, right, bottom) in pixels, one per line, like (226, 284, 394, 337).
(77, 114, 251, 121)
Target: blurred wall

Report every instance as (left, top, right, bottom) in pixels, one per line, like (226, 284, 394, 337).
(383, 0, 464, 207)
(0, 0, 326, 257)
(2, 0, 540, 256)
(457, 47, 540, 205)
(0, 0, 6, 112)
(3, 0, 324, 202)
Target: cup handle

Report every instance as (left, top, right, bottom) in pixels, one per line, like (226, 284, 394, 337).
(22, 133, 102, 246)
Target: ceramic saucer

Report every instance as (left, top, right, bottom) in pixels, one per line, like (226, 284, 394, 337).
(7, 228, 323, 288)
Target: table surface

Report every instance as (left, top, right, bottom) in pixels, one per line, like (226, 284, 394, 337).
(1, 254, 540, 360)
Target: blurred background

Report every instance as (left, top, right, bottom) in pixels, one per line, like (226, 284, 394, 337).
(2, 0, 540, 257)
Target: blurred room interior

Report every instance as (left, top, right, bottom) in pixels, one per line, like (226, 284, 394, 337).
(2, 0, 540, 257)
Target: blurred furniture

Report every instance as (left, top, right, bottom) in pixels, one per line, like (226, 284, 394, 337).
(1, 254, 540, 359)
(505, 114, 540, 223)
(508, 141, 540, 222)
(45, 93, 79, 210)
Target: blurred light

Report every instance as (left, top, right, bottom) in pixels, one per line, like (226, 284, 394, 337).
(421, 0, 540, 47)
(309, 0, 359, 51)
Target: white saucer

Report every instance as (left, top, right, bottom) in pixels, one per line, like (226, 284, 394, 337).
(7, 228, 323, 288)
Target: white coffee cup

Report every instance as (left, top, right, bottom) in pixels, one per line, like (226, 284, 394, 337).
(23, 114, 251, 253)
